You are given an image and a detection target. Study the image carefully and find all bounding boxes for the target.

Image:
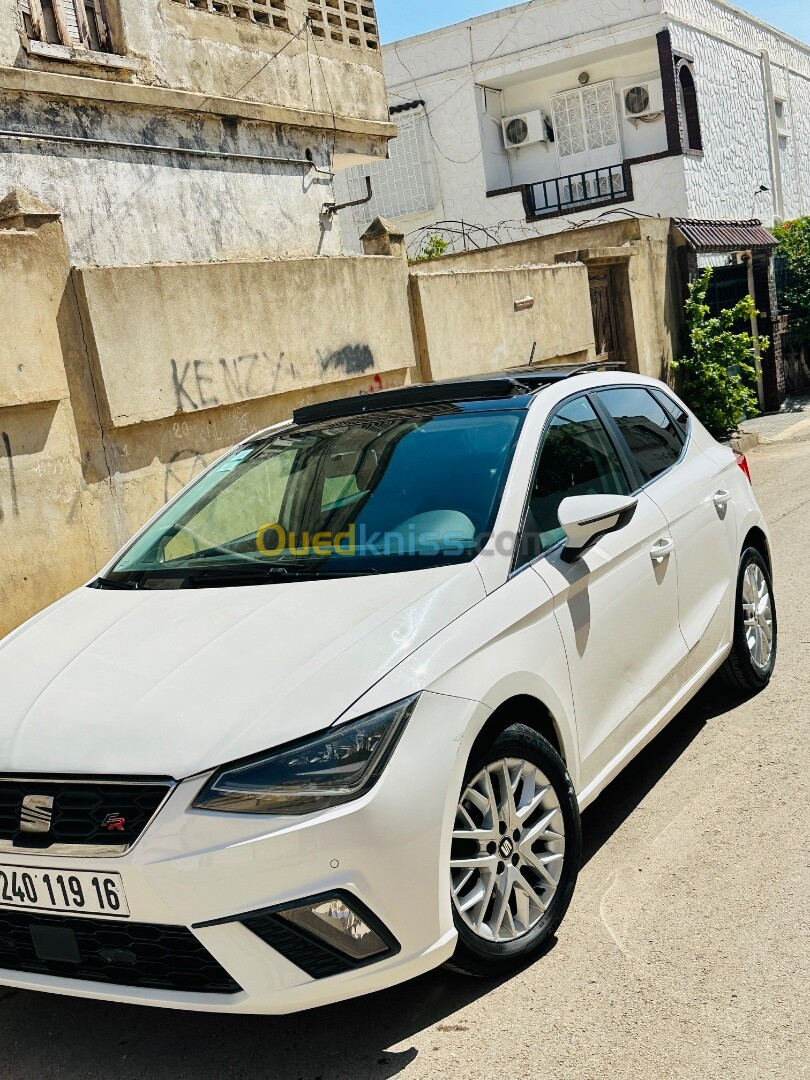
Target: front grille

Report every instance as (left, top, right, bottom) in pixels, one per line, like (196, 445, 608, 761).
(0, 911, 241, 994)
(0, 779, 172, 853)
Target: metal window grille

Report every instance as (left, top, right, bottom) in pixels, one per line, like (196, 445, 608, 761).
(21, 0, 111, 51)
(344, 111, 434, 224)
(167, 0, 290, 33)
(307, 0, 379, 51)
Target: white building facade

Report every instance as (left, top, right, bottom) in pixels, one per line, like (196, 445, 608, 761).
(337, 0, 810, 255)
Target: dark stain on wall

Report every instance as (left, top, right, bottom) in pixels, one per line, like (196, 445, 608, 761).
(1, 431, 19, 522)
(318, 345, 375, 376)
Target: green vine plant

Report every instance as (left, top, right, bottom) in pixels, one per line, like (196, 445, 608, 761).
(772, 217, 810, 348)
(409, 234, 451, 264)
(673, 269, 766, 439)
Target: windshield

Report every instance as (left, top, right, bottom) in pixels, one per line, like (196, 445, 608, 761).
(104, 408, 524, 586)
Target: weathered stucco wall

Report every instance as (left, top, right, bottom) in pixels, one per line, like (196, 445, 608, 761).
(410, 264, 595, 381)
(0, 202, 120, 636)
(75, 256, 414, 427)
(1, 196, 605, 636)
(411, 218, 684, 382)
(0, 198, 607, 636)
(0, 88, 356, 265)
(123, 0, 387, 121)
(0, 0, 389, 123)
(0, 0, 395, 265)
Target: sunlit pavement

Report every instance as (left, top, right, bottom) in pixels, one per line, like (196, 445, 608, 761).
(0, 431, 808, 1080)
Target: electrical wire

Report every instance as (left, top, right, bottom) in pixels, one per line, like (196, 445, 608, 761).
(481, 0, 537, 64)
(306, 18, 340, 177)
(214, 19, 309, 103)
(391, 41, 483, 166)
(388, 1, 540, 168)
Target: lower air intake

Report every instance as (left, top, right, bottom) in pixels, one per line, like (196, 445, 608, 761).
(0, 911, 241, 994)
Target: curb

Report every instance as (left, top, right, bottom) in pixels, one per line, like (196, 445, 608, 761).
(729, 432, 761, 453)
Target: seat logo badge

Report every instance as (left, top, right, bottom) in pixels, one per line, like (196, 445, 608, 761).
(499, 838, 515, 859)
(102, 813, 126, 832)
(20, 795, 54, 834)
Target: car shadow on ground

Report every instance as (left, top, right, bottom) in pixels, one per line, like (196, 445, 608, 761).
(0, 682, 745, 1080)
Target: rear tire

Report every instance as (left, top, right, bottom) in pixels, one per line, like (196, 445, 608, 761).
(448, 724, 581, 978)
(720, 547, 777, 694)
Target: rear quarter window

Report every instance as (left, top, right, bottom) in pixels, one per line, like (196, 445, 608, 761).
(650, 388, 690, 437)
(597, 387, 684, 485)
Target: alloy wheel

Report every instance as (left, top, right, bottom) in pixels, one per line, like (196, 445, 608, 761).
(742, 562, 774, 673)
(451, 758, 565, 944)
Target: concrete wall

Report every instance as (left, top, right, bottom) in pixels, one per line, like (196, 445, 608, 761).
(410, 264, 595, 381)
(0, 0, 395, 265)
(75, 256, 414, 427)
(1, 0, 389, 121)
(411, 217, 684, 382)
(0, 202, 119, 636)
(0, 195, 599, 636)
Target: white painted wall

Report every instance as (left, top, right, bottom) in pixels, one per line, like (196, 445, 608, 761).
(666, 0, 810, 226)
(338, 0, 810, 254)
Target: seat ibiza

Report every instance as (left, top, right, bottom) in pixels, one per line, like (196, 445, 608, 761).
(0, 368, 776, 1013)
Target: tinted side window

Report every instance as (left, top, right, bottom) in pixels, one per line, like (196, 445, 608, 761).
(516, 397, 630, 569)
(598, 388, 683, 485)
(651, 388, 690, 437)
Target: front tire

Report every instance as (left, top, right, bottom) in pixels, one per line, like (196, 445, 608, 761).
(720, 547, 777, 693)
(448, 724, 581, 977)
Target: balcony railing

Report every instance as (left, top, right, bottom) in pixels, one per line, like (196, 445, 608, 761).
(527, 164, 632, 219)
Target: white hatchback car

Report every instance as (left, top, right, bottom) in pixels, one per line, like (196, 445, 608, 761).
(0, 368, 776, 1014)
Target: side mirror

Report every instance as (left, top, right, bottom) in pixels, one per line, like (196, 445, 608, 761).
(558, 494, 638, 563)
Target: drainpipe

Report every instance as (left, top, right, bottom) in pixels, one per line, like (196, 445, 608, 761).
(760, 50, 785, 223)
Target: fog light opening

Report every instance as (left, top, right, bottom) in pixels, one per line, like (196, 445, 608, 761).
(278, 897, 388, 962)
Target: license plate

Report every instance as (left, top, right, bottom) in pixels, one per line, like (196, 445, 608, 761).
(0, 864, 129, 918)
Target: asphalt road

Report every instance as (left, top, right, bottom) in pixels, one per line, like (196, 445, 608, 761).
(1, 432, 808, 1080)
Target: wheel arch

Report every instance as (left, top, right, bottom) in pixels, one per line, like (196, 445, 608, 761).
(742, 525, 772, 574)
(469, 695, 570, 769)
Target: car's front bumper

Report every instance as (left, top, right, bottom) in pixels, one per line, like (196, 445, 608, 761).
(0, 693, 483, 1014)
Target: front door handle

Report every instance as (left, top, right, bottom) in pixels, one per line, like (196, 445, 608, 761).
(713, 490, 732, 510)
(650, 537, 675, 563)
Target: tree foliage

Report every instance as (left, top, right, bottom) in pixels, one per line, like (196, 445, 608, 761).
(673, 269, 764, 438)
(772, 217, 810, 347)
(409, 234, 450, 263)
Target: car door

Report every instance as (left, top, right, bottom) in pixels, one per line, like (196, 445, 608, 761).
(594, 386, 738, 677)
(516, 394, 687, 798)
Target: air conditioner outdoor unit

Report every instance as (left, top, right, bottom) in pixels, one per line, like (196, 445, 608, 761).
(623, 81, 665, 119)
(502, 110, 548, 150)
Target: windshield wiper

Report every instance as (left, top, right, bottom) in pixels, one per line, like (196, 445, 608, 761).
(185, 564, 383, 586)
(92, 578, 141, 591)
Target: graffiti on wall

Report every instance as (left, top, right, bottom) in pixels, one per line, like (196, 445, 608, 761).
(171, 344, 377, 414)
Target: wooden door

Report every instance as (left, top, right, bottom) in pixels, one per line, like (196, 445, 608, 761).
(589, 270, 620, 361)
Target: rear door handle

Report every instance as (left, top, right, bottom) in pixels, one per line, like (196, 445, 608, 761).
(650, 537, 675, 563)
(713, 490, 732, 509)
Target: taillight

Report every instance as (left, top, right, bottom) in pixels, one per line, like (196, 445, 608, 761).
(734, 451, 753, 485)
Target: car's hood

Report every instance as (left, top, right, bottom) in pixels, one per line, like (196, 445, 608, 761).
(0, 566, 485, 778)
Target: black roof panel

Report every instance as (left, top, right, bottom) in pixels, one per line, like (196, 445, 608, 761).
(293, 362, 625, 426)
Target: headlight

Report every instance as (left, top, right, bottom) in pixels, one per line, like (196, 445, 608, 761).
(193, 696, 419, 816)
